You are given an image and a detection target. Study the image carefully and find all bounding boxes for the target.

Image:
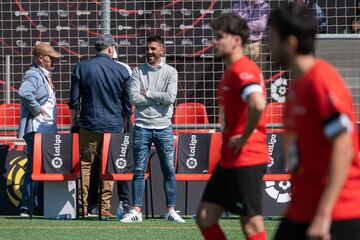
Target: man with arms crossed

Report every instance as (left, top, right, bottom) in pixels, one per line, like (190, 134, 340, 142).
(121, 35, 185, 223)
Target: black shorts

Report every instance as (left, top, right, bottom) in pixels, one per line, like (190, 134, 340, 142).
(274, 217, 360, 240)
(202, 164, 266, 216)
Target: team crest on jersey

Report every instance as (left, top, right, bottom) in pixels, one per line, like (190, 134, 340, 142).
(239, 72, 254, 80)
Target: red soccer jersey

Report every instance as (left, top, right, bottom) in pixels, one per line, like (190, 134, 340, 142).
(218, 56, 268, 169)
(285, 60, 360, 223)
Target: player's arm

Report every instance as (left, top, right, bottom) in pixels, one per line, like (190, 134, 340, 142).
(242, 91, 267, 139)
(228, 85, 266, 153)
(307, 114, 353, 240)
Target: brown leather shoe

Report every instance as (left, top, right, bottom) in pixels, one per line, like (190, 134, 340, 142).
(101, 210, 113, 217)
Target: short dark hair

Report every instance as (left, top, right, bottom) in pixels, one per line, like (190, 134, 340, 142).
(95, 44, 107, 52)
(269, 3, 317, 54)
(211, 13, 250, 45)
(146, 35, 165, 46)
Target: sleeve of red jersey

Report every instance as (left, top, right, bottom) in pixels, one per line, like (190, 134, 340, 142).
(284, 100, 295, 132)
(236, 69, 264, 102)
(314, 81, 352, 139)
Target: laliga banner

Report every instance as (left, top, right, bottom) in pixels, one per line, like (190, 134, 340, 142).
(0, 145, 27, 214)
(42, 134, 73, 174)
(262, 180, 291, 216)
(266, 133, 286, 174)
(106, 133, 133, 173)
(263, 133, 290, 215)
(177, 133, 211, 174)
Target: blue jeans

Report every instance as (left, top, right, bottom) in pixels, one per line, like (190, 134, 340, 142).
(132, 125, 176, 208)
(20, 132, 38, 210)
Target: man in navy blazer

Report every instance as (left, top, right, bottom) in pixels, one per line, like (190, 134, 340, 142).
(17, 43, 61, 217)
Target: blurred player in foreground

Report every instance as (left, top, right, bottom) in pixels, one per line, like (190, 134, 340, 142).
(196, 13, 268, 240)
(269, 3, 360, 240)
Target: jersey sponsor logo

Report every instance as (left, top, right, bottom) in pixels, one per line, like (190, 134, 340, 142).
(265, 181, 291, 203)
(222, 85, 230, 91)
(239, 72, 254, 81)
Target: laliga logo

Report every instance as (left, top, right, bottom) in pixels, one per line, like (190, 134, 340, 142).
(186, 157, 198, 169)
(51, 157, 63, 169)
(271, 77, 287, 103)
(52, 135, 63, 169)
(268, 156, 274, 168)
(116, 158, 127, 169)
(265, 181, 291, 203)
(187, 135, 198, 169)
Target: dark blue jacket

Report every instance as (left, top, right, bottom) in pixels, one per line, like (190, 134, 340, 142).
(69, 53, 132, 133)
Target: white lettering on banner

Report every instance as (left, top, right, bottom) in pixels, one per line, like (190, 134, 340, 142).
(189, 135, 197, 157)
(116, 136, 130, 169)
(267, 134, 276, 168)
(54, 135, 62, 157)
(186, 135, 198, 169)
(119, 135, 130, 158)
(52, 135, 63, 168)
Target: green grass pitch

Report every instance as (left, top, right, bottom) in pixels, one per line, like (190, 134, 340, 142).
(0, 216, 280, 240)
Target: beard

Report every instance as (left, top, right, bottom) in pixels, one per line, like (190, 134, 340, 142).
(147, 54, 160, 63)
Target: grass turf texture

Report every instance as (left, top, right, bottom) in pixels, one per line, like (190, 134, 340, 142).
(0, 216, 280, 240)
